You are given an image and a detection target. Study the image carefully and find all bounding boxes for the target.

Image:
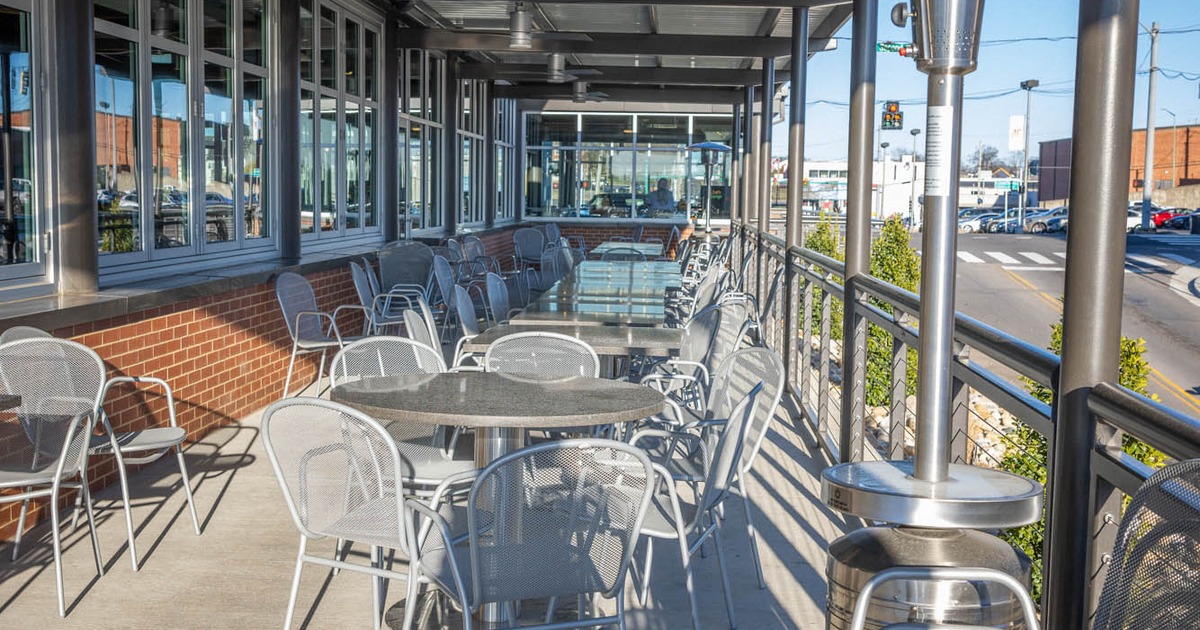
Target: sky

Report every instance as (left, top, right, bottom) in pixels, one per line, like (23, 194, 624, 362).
(780, 0, 1200, 163)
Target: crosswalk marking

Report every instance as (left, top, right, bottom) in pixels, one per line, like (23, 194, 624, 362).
(1053, 252, 1067, 259)
(1019, 252, 1055, 265)
(1002, 265, 1065, 272)
(1133, 234, 1200, 245)
(985, 251, 1021, 264)
(1126, 254, 1166, 268)
(957, 251, 985, 264)
(1158, 253, 1196, 265)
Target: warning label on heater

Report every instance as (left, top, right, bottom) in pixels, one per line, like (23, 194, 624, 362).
(924, 105, 954, 198)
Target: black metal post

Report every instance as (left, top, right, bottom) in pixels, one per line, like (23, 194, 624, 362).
(380, 15, 400, 243)
(484, 86, 497, 228)
(276, 0, 302, 261)
(786, 8, 809, 384)
(839, 0, 877, 463)
(1045, 0, 1140, 625)
(730, 101, 742, 230)
(742, 86, 757, 266)
(758, 57, 775, 301)
(53, 0, 98, 292)
(444, 59, 460, 236)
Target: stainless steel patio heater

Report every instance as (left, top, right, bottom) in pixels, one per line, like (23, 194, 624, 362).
(821, 1, 1044, 627)
(688, 141, 732, 234)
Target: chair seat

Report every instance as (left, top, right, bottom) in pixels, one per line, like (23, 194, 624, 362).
(0, 464, 65, 490)
(640, 492, 698, 539)
(387, 424, 477, 486)
(89, 427, 187, 454)
(296, 333, 366, 350)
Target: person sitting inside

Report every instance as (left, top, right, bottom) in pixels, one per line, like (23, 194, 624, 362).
(647, 178, 676, 216)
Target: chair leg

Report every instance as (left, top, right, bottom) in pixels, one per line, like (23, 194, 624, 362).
(50, 493, 67, 617)
(738, 478, 766, 589)
(283, 537, 307, 630)
(370, 546, 382, 630)
(401, 560, 420, 630)
(11, 495, 28, 561)
(678, 532, 701, 630)
(314, 349, 328, 397)
(110, 448, 140, 572)
(283, 345, 299, 397)
(80, 479, 104, 577)
(636, 537, 654, 606)
(712, 523, 737, 629)
(617, 590, 628, 630)
(174, 445, 202, 535)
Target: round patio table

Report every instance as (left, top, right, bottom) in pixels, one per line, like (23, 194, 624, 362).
(330, 371, 666, 468)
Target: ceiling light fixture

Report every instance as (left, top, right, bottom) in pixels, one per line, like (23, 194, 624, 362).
(509, 2, 533, 49)
(547, 53, 566, 83)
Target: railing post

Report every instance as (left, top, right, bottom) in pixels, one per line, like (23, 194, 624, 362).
(950, 343, 970, 465)
(742, 86, 758, 277)
(758, 58, 776, 305)
(889, 333, 907, 460)
(819, 280, 833, 454)
(1045, 0, 1140, 625)
(838, 0, 878, 463)
(785, 7, 809, 389)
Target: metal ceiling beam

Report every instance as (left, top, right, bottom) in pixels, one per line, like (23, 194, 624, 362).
(407, 28, 833, 57)
(496, 85, 745, 105)
(743, 8, 784, 69)
(462, 63, 778, 86)
(423, 0, 848, 6)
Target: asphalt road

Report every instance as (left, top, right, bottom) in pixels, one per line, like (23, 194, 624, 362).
(938, 229, 1200, 419)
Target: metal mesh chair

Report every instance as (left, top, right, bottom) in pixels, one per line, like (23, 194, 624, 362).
(262, 398, 422, 630)
(512, 227, 545, 268)
(600, 247, 647, 262)
(402, 307, 440, 360)
(275, 271, 362, 397)
(484, 272, 522, 327)
(484, 331, 601, 379)
(611, 224, 645, 243)
(0, 338, 106, 617)
(378, 240, 434, 302)
(431, 255, 459, 340)
(349, 261, 405, 335)
(407, 439, 655, 630)
(523, 245, 575, 294)
(1094, 458, 1200, 629)
(0, 325, 52, 343)
(629, 382, 764, 630)
(452, 284, 484, 367)
(330, 336, 448, 383)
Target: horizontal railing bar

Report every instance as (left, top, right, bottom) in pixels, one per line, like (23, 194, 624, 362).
(953, 358, 1054, 437)
(789, 245, 846, 276)
(1089, 382, 1200, 462)
(955, 314, 1060, 387)
(1090, 446, 1154, 497)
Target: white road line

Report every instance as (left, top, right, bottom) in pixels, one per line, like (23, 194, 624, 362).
(1159, 253, 1196, 265)
(1019, 252, 1055, 265)
(1126, 254, 1168, 268)
(985, 251, 1021, 264)
(1002, 265, 1065, 272)
(1053, 252, 1067, 259)
(957, 251, 985, 264)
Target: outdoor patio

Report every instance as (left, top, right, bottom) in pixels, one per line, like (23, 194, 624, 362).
(0, 392, 850, 629)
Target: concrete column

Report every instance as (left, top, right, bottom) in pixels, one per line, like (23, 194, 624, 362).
(276, 0, 302, 261)
(1045, 0, 1140, 625)
(839, 0, 878, 463)
(53, 0, 98, 292)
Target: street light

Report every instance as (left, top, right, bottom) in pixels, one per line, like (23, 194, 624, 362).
(1163, 108, 1177, 187)
(910, 128, 921, 224)
(1019, 79, 1039, 232)
(880, 141, 890, 217)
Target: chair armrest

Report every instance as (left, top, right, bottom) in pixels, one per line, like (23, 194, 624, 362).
(331, 304, 371, 334)
(100, 375, 180, 428)
(405, 498, 471, 604)
(294, 310, 342, 342)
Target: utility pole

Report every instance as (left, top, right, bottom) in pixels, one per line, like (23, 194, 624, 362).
(1163, 107, 1177, 188)
(1141, 21, 1159, 230)
(1019, 79, 1039, 232)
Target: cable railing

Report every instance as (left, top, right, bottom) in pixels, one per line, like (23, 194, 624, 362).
(731, 219, 1200, 619)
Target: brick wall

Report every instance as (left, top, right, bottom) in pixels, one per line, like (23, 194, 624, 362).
(0, 266, 359, 543)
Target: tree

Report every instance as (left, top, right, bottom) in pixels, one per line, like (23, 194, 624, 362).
(866, 217, 921, 406)
(963, 144, 1005, 174)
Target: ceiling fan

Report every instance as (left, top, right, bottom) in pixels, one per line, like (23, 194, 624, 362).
(489, 53, 602, 84)
(454, 3, 591, 49)
(571, 82, 608, 103)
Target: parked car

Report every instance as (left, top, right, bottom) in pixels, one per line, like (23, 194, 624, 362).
(987, 215, 1024, 233)
(1026, 207, 1067, 234)
(1046, 215, 1069, 232)
(1162, 210, 1198, 231)
(1152, 208, 1188, 228)
(1126, 208, 1144, 232)
(959, 213, 1000, 233)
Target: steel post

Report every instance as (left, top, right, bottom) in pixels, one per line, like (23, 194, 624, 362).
(1140, 23, 1158, 229)
(786, 7, 810, 386)
(744, 87, 758, 235)
(276, 0, 302, 261)
(731, 101, 742, 230)
(1045, 0, 1140, 625)
(381, 16, 400, 242)
(484, 87, 497, 228)
(444, 61, 460, 236)
(759, 58, 775, 302)
(838, 0, 878, 463)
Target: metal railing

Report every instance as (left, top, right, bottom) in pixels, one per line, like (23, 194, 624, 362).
(731, 219, 1200, 621)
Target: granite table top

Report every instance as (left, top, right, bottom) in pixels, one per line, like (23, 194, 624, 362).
(589, 242, 665, 258)
(462, 324, 682, 356)
(331, 372, 665, 428)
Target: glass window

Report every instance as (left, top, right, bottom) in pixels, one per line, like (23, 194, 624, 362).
(0, 7, 35, 266)
(96, 0, 136, 28)
(408, 123, 424, 229)
(150, 48, 190, 249)
(243, 0, 265, 66)
(299, 0, 314, 82)
(496, 145, 506, 221)
(460, 136, 471, 223)
(299, 89, 315, 233)
(637, 115, 689, 147)
(363, 108, 375, 227)
(692, 116, 733, 145)
(397, 123, 409, 229)
(528, 114, 577, 147)
(581, 115, 633, 147)
(427, 56, 442, 123)
(426, 127, 440, 227)
(319, 98, 337, 231)
(344, 18, 359, 97)
(345, 101, 359, 228)
(96, 33, 141, 254)
(202, 63, 234, 244)
(363, 29, 376, 101)
(406, 50, 423, 117)
(243, 75, 267, 239)
(319, 7, 337, 91)
(150, 0, 186, 43)
(203, 1, 233, 53)
(580, 149, 634, 219)
(637, 149, 687, 218)
(525, 148, 577, 217)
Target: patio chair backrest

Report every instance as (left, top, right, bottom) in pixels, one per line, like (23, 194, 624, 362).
(329, 336, 446, 386)
(708, 300, 752, 370)
(484, 331, 600, 379)
(275, 272, 322, 342)
(696, 383, 762, 523)
(379, 240, 434, 296)
(0, 326, 52, 344)
(446, 238, 465, 265)
(261, 397, 408, 544)
(630, 224, 644, 243)
(453, 285, 482, 338)
(463, 234, 486, 262)
(361, 257, 381, 297)
(484, 272, 511, 326)
(513, 227, 545, 263)
(663, 226, 681, 257)
(431, 255, 457, 314)
(600, 247, 647, 262)
(0, 338, 106, 471)
(402, 308, 439, 352)
(679, 305, 722, 364)
(544, 222, 562, 244)
(467, 439, 655, 604)
(348, 261, 375, 311)
(1094, 458, 1200, 629)
(707, 348, 785, 470)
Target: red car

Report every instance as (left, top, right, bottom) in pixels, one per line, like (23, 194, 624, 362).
(1152, 209, 1187, 227)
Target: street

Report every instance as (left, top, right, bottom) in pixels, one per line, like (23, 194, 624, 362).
(942, 230, 1200, 418)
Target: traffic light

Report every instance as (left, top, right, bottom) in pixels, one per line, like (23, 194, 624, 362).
(882, 101, 903, 130)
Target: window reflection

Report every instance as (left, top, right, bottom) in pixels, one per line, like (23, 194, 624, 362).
(319, 100, 337, 231)
(299, 90, 315, 233)
(203, 64, 234, 244)
(243, 76, 267, 239)
(96, 33, 141, 254)
(363, 109, 375, 227)
(345, 101, 359, 228)
(243, 0, 265, 66)
(0, 8, 34, 266)
(151, 49, 190, 249)
(150, 0, 186, 43)
(203, 0, 230, 54)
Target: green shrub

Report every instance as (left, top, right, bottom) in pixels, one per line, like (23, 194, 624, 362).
(805, 214, 844, 342)
(866, 217, 921, 406)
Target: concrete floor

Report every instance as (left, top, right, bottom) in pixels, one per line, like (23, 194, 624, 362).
(0, 397, 852, 629)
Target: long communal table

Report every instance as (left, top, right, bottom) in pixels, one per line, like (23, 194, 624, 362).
(510, 260, 681, 327)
